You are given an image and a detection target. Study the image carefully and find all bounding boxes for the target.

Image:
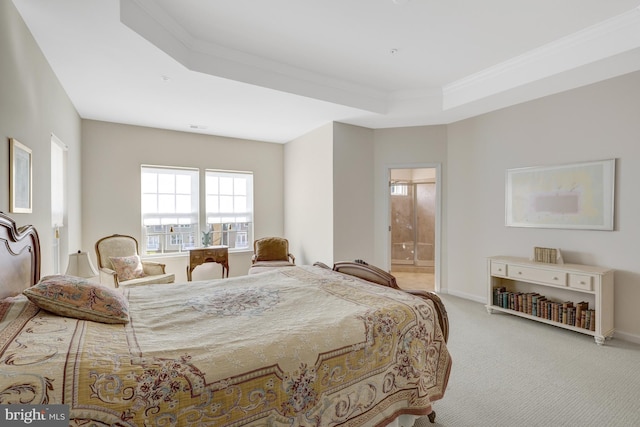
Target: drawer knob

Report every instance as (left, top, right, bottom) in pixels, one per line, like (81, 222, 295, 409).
(553, 277, 558, 280)
(498, 268, 502, 272)
(580, 281, 586, 284)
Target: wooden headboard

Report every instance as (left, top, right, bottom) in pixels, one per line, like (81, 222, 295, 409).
(0, 212, 41, 299)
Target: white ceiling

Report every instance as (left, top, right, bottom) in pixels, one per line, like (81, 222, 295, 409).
(12, 0, 640, 143)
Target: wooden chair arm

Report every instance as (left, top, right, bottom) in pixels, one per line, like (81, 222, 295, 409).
(142, 261, 167, 275)
(99, 267, 119, 288)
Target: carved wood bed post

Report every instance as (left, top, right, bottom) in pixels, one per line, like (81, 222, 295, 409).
(0, 212, 41, 299)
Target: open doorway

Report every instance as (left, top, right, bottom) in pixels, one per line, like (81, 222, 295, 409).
(389, 167, 439, 291)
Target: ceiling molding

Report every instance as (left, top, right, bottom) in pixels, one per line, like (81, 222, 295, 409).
(122, 0, 640, 124)
(120, 0, 388, 114)
(442, 6, 640, 110)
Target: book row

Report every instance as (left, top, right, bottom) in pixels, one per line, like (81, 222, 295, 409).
(492, 287, 596, 331)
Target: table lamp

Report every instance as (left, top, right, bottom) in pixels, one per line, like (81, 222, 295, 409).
(65, 250, 99, 278)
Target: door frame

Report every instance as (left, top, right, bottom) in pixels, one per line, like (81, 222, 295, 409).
(385, 163, 442, 291)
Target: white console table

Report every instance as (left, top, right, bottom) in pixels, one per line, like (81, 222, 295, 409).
(487, 256, 614, 345)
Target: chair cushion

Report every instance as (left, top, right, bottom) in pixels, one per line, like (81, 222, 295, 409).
(249, 262, 295, 275)
(255, 237, 288, 261)
(120, 273, 176, 287)
(109, 255, 145, 281)
(23, 275, 129, 324)
(252, 260, 295, 268)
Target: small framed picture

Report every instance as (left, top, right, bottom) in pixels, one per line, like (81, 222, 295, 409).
(9, 138, 33, 213)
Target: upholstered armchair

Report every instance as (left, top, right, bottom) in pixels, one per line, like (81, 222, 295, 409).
(95, 234, 175, 288)
(249, 237, 295, 274)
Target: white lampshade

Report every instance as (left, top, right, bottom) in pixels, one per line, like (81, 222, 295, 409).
(66, 251, 99, 278)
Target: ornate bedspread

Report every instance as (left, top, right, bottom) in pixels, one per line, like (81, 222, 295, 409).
(0, 265, 451, 427)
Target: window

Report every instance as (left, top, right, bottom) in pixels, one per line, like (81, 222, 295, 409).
(51, 135, 67, 273)
(141, 166, 199, 255)
(205, 170, 253, 250)
(140, 167, 254, 255)
(390, 183, 409, 196)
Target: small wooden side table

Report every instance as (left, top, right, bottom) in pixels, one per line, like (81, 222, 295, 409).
(187, 246, 229, 281)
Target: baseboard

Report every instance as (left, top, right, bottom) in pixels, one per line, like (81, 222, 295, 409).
(614, 330, 640, 345)
(443, 288, 486, 304)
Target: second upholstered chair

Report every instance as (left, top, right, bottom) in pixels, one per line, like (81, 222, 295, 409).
(248, 237, 295, 274)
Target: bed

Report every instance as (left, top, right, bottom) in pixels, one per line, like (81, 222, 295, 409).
(0, 213, 451, 426)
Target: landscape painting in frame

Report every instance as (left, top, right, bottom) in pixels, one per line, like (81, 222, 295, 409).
(505, 159, 615, 230)
(9, 138, 32, 213)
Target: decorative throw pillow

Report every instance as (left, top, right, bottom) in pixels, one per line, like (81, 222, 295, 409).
(109, 255, 145, 281)
(23, 275, 129, 324)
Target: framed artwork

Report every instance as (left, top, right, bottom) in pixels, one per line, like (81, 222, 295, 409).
(9, 138, 33, 213)
(505, 159, 615, 230)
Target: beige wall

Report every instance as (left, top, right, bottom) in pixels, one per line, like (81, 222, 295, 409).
(0, 0, 82, 276)
(284, 122, 375, 266)
(446, 71, 640, 342)
(373, 125, 448, 287)
(81, 120, 284, 281)
(284, 123, 334, 265)
(332, 123, 375, 262)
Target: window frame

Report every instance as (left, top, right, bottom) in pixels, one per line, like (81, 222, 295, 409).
(141, 165, 199, 256)
(205, 169, 254, 251)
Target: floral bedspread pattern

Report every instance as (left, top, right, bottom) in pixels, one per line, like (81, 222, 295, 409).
(0, 266, 451, 427)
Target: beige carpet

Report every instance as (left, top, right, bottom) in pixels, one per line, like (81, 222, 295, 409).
(409, 294, 640, 427)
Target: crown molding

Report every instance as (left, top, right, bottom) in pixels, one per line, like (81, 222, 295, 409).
(443, 6, 640, 110)
(120, 0, 387, 113)
(119, 0, 640, 127)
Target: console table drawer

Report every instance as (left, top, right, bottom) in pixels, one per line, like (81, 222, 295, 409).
(202, 249, 225, 261)
(507, 265, 566, 286)
(569, 273, 594, 291)
(491, 262, 508, 277)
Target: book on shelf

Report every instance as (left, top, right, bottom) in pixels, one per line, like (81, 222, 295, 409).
(532, 294, 543, 317)
(544, 300, 552, 320)
(567, 306, 576, 326)
(562, 301, 573, 324)
(527, 293, 539, 315)
(584, 310, 591, 330)
(493, 287, 506, 306)
(582, 309, 597, 331)
(575, 301, 589, 328)
(536, 297, 547, 318)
